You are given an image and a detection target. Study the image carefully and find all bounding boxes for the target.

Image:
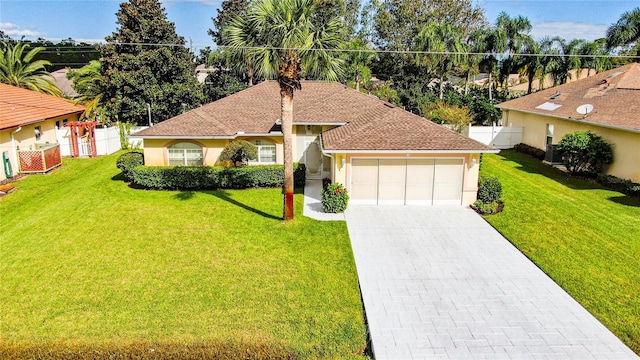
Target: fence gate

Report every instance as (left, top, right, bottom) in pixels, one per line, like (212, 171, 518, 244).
(79, 137, 92, 157)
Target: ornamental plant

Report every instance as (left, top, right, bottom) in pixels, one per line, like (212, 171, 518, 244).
(556, 131, 613, 175)
(321, 182, 349, 213)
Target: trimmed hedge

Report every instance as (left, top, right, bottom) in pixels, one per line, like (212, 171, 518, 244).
(115, 151, 144, 181)
(0, 339, 296, 360)
(597, 174, 640, 198)
(514, 143, 545, 160)
(130, 163, 306, 190)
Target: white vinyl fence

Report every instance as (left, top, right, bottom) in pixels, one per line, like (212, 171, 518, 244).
(468, 125, 523, 149)
(55, 126, 148, 157)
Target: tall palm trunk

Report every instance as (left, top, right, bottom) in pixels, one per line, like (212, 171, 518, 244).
(280, 88, 294, 220)
(279, 52, 301, 221)
(488, 69, 493, 101)
(247, 58, 254, 87)
(355, 71, 360, 91)
(439, 72, 445, 100)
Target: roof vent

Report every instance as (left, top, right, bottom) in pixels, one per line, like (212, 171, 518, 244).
(550, 93, 561, 100)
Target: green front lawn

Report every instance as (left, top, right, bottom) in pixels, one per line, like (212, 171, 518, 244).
(481, 150, 640, 354)
(0, 153, 367, 358)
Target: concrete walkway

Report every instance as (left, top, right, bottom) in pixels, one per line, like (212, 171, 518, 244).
(345, 205, 638, 360)
(303, 179, 345, 221)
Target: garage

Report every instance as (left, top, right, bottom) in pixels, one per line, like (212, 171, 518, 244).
(350, 158, 464, 205)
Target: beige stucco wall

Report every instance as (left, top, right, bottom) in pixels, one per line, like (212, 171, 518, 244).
(0, 114, 78, 181)
(503, 110, 640, 182)
(142, 136, 285, 166)
(330, 152, 480, 206)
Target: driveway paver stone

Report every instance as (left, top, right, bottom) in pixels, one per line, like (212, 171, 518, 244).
(345, 205, 638, 360)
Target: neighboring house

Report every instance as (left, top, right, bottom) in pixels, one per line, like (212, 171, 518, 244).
(195, 64, 217, 84)
(134, 81, 497, 206)
(508, 69, 596, 94)
(0, 84, 85, 181)
(498, 63, 640, 182)
(46, 68, 79, 98)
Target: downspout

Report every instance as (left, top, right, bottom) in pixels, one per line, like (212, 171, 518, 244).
(10, 126, 22, 173)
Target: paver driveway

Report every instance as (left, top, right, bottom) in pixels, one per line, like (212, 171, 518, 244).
(345, 205, 638, 360)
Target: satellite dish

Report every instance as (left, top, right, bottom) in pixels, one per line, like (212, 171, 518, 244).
(576, 104, 594, 117)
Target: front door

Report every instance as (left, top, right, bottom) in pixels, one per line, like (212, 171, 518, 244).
(304, 139, 323, 179)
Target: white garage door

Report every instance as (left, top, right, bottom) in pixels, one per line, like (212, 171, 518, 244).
(350, 158, 464, 205)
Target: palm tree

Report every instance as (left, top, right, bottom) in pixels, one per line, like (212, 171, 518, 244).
(537, 36, 559, 90)
(225, 0, 344, 220)
(415, 22, 466, 99)
(462, 29, 485, 95)
(606, 7, 640, 58)
(474, 27, 506, 101)
(576, 40, 611, 77)
(67, 60, 103, 121)
(0, 41, 62, 96)
(518, 36, 540, 94)
(496, 12, 532, 88)
(548, 37, 582, 86)
(344, 39, 376, 91)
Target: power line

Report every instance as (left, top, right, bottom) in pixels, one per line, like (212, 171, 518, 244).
(16, 41, 638, 58)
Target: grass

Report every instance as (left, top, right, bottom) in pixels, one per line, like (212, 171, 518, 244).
(0, 153, 367, 358)
(481, 150, 640, 354)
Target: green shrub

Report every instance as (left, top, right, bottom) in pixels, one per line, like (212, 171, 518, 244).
(321, 182, 349, 213)
(514, 143, 545, 160)
(218, 140, 258, 167)
(116, 151, 144, 181)
(556, 131, 613, 175)
(477, 175, 502, 204)
(472, 200, 502, 215)
(597, 174, 640, 198)
(131, 164, 306, 190)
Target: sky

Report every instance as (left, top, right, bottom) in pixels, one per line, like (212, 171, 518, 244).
(0, 0, 638, 54)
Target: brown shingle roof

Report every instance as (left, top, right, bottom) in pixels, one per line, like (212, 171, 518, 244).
(0, 83, 85, 131)
(498, 63, 640, 132)
(135, 81, 494, 152)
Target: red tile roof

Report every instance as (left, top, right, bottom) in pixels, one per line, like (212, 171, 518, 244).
(135, 81, 494, 152)
(498, 63, 640, 132)
(0, 83, 85, 131)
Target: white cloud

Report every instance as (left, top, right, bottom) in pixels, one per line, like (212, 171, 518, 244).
(0, 22, 44, 38)
(531, 22, 609, 42)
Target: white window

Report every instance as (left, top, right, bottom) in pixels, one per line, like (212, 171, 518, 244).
(168, 142, 203, 166)
(250, 140, 276, 164)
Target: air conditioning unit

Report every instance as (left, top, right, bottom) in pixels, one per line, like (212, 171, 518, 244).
(545, 144, 563, 163)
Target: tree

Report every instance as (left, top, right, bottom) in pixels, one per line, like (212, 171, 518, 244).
(67, 60, 104, 121)
(606, 7, 640, 58)
(100, 0, 203, 125)
(344, 39, 376, 91)
(218, 140, 258, 167)
(548, 37, 582, 86)
(495, 12, 532, 87)
(518, 35, 540, 94)
(424, 101, 472, 133)
(202, 51, 247, 102)
(556, 131, 613, 175)
(0, 41, 62, 96)
(225, 0, 344, 220)
(415, 22, 466, 99)
(576, 39, 611, 77)
(371, 0, 485, 50)
(208, 0, 250, 46)
(474, 27, 506, 101)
